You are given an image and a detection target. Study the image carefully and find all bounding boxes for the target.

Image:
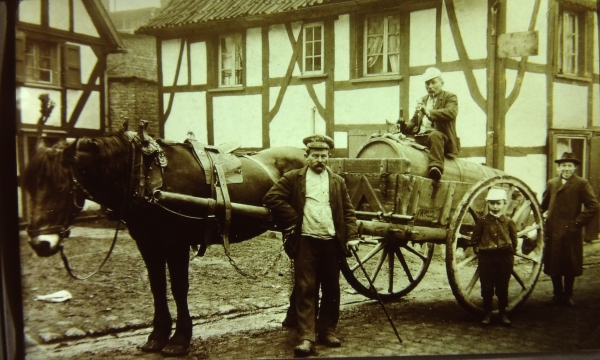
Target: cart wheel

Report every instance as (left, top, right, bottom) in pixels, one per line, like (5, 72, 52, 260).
(341, 236, 434, 301)
(446, 175, 545, 315)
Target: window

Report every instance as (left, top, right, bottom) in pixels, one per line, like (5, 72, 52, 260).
(15, 32, 82, 88)
(25, 40, 59, 85)
(557, 7, 585, 77)
(363, 13, 400, 76)
(551, 132, 588, 178)
(218, 33, 243, 87)
(303, 23, 323, 74)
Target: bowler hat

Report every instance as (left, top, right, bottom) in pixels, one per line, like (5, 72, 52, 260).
(303, 134, 334, 150)
(554, 152, 581, 165)
(485, 188, 507, 201)
(423, 67, 442, 82)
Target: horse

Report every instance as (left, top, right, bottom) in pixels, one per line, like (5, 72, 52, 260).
(23, 130, 307, 355)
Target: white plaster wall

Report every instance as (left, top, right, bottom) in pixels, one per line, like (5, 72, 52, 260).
(410, 9, 436, 67)
(410, 70, 487, 147)
(594, 14, 599, 75)
(18, 87, 61, 126)
(213, 95, 262, 147)
(270, 24, 293, 78)
(70, 90, 100, 129)
(334, 131, 348, 149)
(246, 27, 263, 87)
(76, 44, 97, 84)
(506, 0, 546, 64)
(441, 1, 459, 62)
(593, 84, 600, 127)
(73, 0, 99, 37)
(190, 41, 207, 85)
(505, 71, 547, 147)
(162, 39, 187, 86)
(454, 0, 487, 59)
(18, 0, 41, 24)
(164, 92, 208, 143)
(504, 154, 547, 202)
(335, 87, 400, 125)
(553, 83, 588, 129)
(270, 85, 326, 147)
(334, 14, 350, 81)
(272, 82, 324, 125)
(49, 0, 69, 31)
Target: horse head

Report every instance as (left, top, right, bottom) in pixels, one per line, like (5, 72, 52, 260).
(23, 140, 85, 257)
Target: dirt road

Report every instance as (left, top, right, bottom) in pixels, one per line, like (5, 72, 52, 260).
(21, 218, 600, 359)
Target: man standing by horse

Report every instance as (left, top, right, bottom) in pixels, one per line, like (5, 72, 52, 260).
(263, 134, 360, 357)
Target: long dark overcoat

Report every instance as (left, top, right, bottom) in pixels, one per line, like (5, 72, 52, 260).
(541, 174, 599, 276)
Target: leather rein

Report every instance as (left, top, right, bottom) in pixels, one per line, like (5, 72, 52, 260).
(58, 135, 140, 280)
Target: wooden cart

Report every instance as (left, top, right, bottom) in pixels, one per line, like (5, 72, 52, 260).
(155, 134, 544, 315)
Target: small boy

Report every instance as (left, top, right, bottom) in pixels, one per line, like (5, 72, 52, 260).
(472, 188, 518, 326)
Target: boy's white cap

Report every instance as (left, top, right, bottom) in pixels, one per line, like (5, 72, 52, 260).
(485, 188, 507, 201)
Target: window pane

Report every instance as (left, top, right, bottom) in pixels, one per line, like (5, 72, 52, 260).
(305, 57, 313, 72)
(306, 42, 313, 56)
(314, 57, 321, 71)
(314, 41, 321, 56)
(314, 25, 322, 41)
(306, 27, 313, 41)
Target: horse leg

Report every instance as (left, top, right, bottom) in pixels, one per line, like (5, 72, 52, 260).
(161, 242, 193, 356)
(136, 239, 173, 352)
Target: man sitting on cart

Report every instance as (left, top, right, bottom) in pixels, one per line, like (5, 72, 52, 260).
(399, 67, 459, 181)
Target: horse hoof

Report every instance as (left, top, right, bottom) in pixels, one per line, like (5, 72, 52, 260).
(161, 342, 189, 356)
(140, 338, 167, 352)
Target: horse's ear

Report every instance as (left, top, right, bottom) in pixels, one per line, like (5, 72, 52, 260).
(63, 139, 79, 163)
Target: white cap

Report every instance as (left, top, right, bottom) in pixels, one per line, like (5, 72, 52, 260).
(423, 67, 442, 82)
(485, 188, 507, 201)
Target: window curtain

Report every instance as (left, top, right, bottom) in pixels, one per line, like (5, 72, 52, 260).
(387, 17, 400, 73)
(366, 16, 384, 69)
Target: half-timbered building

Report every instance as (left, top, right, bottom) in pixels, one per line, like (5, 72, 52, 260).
(137, 0, 600, 237)
(16, 0, 125, 221)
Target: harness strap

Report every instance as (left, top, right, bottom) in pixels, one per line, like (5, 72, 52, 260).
(242, 155, 279, 183)
(186, 139, 213, 185)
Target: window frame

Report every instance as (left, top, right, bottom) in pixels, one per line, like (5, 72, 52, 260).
(362, 11, 401, 77)
(302, 22, 324, 75)
(556, 5, 587, 78)
(25, 39, 60, 86)
(549, 130, 591, 179)
(217, 33, 244, 88)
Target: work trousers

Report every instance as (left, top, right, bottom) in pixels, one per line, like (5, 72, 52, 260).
(295, 236, 341, 342)
(551, 275, 575, 297)
(414, 130, 448, 171)
(478, 250, 514, 313)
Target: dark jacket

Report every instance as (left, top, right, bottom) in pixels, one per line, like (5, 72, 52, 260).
(541, 174, 599, 276)
(402, 90, 459, 156)
(472, 214, 518, 253)
(262, 166, 359, 256)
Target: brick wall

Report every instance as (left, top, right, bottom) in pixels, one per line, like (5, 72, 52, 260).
(107, 34, 160, 137)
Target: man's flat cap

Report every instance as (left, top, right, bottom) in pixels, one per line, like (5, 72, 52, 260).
(423, 67, 442, 82)
(303, 134, 334, 150)
(554, 152, 580, 165)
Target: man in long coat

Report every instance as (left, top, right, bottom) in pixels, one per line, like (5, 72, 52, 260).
(541, 152, 599, 306)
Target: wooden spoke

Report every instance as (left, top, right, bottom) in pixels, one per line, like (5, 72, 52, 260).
(388, 250, 394, 293)
(511, 270, 527, 290)
(349, 242, 385, 272)
(468, 207, 479, 221)
(504, 185, 516, 216)
(517, 224, 540, 237)
(400, 244, 427, 261)
(514, 252, 540, 264)
(370, 250, 388, 284)
(395, 248, 414, 283)
(457, 254, 477, 268)
(464, 268, 480, 296)
(511, 200, 531, 224)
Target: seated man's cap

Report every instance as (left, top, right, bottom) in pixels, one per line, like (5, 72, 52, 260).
(423, 67, 442, 82)
(485, 188, 507, 201)
(554, 152, 581, 165)
(303, 134, 335, 150)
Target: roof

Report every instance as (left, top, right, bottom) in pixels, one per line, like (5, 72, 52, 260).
(86, 0, 126, 52)
(136, 0, 385, 36)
